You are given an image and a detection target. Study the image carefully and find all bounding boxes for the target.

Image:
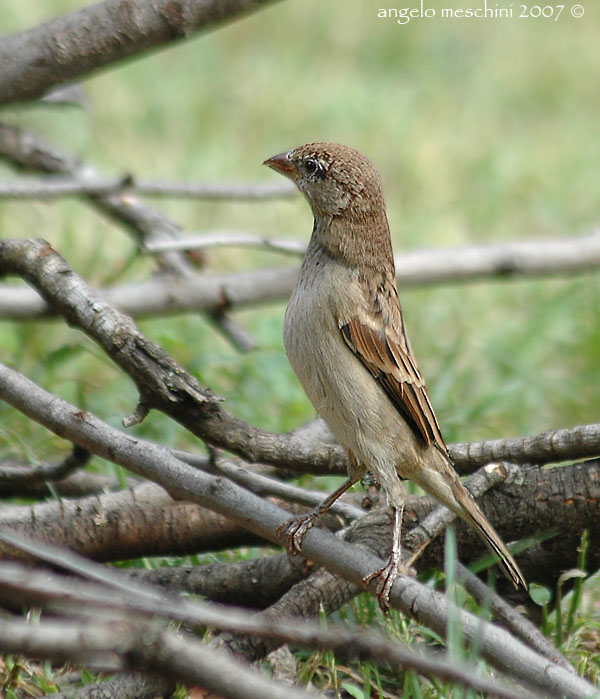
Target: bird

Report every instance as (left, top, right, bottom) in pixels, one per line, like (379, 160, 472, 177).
(264, 142, 526, 611)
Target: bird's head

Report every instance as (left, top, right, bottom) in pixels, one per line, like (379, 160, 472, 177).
(264, 142, 385, 222)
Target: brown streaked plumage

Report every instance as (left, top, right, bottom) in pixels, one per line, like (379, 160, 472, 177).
(264, 142, 526, 610)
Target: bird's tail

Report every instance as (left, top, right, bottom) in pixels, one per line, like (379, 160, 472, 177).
(411, 455, 526, 590)
(456, 487, 526, 589)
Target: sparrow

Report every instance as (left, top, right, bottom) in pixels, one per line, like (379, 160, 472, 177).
(264, 143, 526, 611)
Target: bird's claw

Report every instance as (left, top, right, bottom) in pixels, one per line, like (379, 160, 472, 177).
(276, 514, 316, 555)
(362, 561, 398, 613)
(362, 552, 413, 613)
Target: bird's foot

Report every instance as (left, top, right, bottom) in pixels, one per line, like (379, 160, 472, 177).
(362, 550, 412, 613)
(276, 513, 317, 555)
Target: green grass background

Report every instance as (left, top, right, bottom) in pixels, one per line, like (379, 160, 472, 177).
(0, 0, 599, 695)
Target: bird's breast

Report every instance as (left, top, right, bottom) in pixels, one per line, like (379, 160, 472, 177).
(283, 251, 421, 479)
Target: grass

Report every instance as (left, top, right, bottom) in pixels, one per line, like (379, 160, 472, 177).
(1, 0, 600, 696)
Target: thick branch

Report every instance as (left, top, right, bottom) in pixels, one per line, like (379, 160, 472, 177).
(0, 0, 283, 106)
(0, 464, 126, 499)
(128, 554, 306, 608)
(0, 482, 263, 561)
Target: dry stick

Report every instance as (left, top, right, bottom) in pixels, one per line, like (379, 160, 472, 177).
(450, 422, 600, 471)
(0, 556, 539, 699)
(0, 368, 595, 698)
(0, 124, 255, 351)
(0, 615, 313, 699)
(455, 563, 574, 673)
(0, 177, 296, 200)
(147, 231, 306, 254)
(2, 237, 599, 477)
(208, 450, 365, 521)
(0, 444, 89, 485)
(3, 229, 600, 320)
(128, 554, 306, 607)
(0, 466, 126, 499)
(0, 481, 262, 562)
(0, 0, 285, 106)
(0, 265, 300, 320)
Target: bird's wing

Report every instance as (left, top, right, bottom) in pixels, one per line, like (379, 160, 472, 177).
(339, 280, 447, 452)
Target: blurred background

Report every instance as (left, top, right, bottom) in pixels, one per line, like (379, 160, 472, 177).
(1, 0, 599, 458)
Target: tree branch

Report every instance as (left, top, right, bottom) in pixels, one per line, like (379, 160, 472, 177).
(0, 176, 296, 200)
(0, 0, 284, 106)
(2, 230, 600, 319)
(0, 481, 264, 562)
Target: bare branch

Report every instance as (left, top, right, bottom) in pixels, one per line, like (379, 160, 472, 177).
(396, 229, 600, 284)
(0, 444, 89, 486)
(146, 231, 306, 255)
(456, 563, 574, 673)
(451, 422, 600, 470)
(0, 0, 285, 106)
(128, 555, 306, 608)
(0, 265, 299, 319)
(0, 481, 262, 561)
(0, 176, 296, 200)
(0, 465, 126, 499)
(2, 230, 600, 322)
(209, 450, 364, 521)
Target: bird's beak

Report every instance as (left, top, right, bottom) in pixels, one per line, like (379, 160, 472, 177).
(263, 151, 298, 180)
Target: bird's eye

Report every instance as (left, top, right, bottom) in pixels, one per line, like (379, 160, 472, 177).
(304, 158, 324, 178)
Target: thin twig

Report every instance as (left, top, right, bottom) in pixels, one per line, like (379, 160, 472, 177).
(192, 449, 365, 521)
(146, 231, 306, 255)
(0, 176, 296, 200)
(2, 230, 600, 322)
(0, 445, 89, 485)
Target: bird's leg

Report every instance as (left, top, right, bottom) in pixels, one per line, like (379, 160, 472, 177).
(362, 503, 405, 612)
(277, 477, 359, 555)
